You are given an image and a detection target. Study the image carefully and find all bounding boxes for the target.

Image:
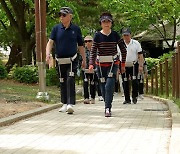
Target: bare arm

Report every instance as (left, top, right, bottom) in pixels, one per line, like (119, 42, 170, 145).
(78, 46, 86, 69)
(138, 53, 144, 72)
(46, 39, 54, 64)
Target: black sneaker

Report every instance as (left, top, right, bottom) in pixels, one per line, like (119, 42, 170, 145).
(132, 98, 137, 104)
(123, 100, 131, 104)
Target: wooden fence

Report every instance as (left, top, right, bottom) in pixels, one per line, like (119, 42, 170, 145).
(145, 42, 180, 99)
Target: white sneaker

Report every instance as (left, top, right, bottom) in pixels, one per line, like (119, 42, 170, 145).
(91, 98, 95, 104)
(59, 104, 67, 112)
(138, 94, 144, 101)
(99, 96, 103, 101)
(66, 104, 74, 114)
(84, 98, 90, 104)
(121, 93, 124, 97)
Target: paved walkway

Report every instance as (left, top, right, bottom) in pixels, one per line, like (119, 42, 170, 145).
(0, 95, 171, 154)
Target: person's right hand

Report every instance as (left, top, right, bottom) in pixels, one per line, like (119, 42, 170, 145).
(89, 65, 94, 72)
(46, 54, 50, 64)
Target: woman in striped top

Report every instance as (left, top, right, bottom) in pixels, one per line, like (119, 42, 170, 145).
(89, 12, 127, 117)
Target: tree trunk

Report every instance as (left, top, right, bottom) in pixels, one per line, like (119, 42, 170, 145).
(5, 44, 22, 72)
(21, 40, 34, 66)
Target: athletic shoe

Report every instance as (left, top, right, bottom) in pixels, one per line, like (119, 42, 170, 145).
(123, 100, 131, 104)
(138, 94, 144, 100)
(66, 104, 74, 114)
(91, 98, 95, 104)
(58, 104, 67, 112)
(84, 98, 90, 104)
(132, 97, 137, 104)
(105, 108, 111, 117)
(98, 96, 104, 101)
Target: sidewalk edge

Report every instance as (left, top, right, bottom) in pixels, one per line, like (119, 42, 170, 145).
(145, 95, 180, 154)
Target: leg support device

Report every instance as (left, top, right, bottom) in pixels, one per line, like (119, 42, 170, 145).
(56, 54, 77, 83)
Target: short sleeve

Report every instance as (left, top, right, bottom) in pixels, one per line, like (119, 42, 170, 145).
(136, 41, 142, 53)
(77, 27, 83, 46)
(50, 26, 56, 40)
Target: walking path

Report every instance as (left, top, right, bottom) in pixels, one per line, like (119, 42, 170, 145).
(0, 95, 172, 154)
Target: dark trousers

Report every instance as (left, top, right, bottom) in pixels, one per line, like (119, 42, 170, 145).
(97, 80, 102, 96)
(122, 64, 139, 101)
(82, 72, 96, 99)
(56, 61, 77, 105)
(138, 75, 144, 95)
(96, 64, 118, 110)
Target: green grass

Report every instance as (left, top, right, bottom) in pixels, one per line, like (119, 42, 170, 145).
(0, 79, 82, 104)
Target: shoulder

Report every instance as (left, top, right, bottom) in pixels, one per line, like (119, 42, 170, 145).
(112, 30, 118, 35)
(53, 24, 62, 29)
(132, 39, 141, 46)
(70, 24, 81, 30)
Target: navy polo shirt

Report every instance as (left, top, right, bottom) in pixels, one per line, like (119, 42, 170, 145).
(50, 23, 83, 58)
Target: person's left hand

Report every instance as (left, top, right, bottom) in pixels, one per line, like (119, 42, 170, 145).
(139, 66, 143, 73)
(121, 66, 125, 74)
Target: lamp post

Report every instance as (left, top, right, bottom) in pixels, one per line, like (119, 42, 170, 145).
(35, 0, 49, 100)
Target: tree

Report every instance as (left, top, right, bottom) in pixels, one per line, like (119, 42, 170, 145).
(100, 0, 180, 50)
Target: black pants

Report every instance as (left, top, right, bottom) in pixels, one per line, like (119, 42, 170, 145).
(138, 74, 144, 95)
(56, 60, 77, 105)
(82, 72, 96, 99)
(122, 63, 139, 101)
(82, 71, 102, 99)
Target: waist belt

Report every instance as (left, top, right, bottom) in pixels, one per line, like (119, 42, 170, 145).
(56, 53, 77, 64)
(97, 54, 118, 63)
(84, 69, 94, 74)
(125, 61, 137, 67)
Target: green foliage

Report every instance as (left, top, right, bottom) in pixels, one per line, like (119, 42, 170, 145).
(12, 65, 38, 83)
(0, 59, 7, 79)
(46, 68, 59, 86)
(158, 51, 174, 62)
(145, 58, 160, 71)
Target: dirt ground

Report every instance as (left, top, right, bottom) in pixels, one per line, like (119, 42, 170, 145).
(0, 99, 48, 119)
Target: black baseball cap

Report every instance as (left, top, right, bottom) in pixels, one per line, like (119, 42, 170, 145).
(122, 28, 131, 35)
(59, 7, 73, 15)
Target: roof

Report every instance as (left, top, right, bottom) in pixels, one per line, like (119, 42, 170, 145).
(133, 22, 180, 41)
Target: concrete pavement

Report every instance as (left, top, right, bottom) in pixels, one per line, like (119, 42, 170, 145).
(0, 95, 173, 154)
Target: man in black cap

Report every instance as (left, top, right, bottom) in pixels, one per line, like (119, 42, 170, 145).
(121, 27, 144, 104)
(46, 7, 86, 114)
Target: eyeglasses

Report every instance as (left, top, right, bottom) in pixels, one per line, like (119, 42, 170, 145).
(59, 13, 67, 17)
(84, 40, 92, 43)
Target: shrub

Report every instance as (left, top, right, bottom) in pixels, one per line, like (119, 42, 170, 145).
(145, 58, 160, 72)
(0, 60, 7, 79)
(12, 65, 38, 83)
(158, 51, 174, 63)
(46, 68, 59, 86)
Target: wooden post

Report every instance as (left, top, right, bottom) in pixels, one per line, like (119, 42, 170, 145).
(172, 53, 175, 97)
(145, 75, 148, 94)
(175, 52, 179, 98)
(165, 58, 169, 97)
(159, 63, 163, 95)
(151, 68, 154, 94)
(155, 65, 158, 96)
(178, 42, 180, 98)
(35, 0, 49, 100)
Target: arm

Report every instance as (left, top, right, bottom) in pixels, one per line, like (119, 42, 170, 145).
(118, 39, 127, 73)
(78, 46, 86, 69)
(46, 39, 54, 64)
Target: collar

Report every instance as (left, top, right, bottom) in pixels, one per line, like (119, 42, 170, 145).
(125, 39, 133, 46)
(60, 23, 72, 29)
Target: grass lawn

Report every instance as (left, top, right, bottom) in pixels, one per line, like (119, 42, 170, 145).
(0, 79, 82, 104)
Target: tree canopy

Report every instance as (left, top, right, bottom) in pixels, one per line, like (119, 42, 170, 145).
(0, 0, 179, 69)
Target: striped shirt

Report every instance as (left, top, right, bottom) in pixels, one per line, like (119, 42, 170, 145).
(89, 31, 127, 67)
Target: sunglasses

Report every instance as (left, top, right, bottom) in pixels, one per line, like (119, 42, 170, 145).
(59, 13, 67, 17)
(84, 40, 92, 43)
